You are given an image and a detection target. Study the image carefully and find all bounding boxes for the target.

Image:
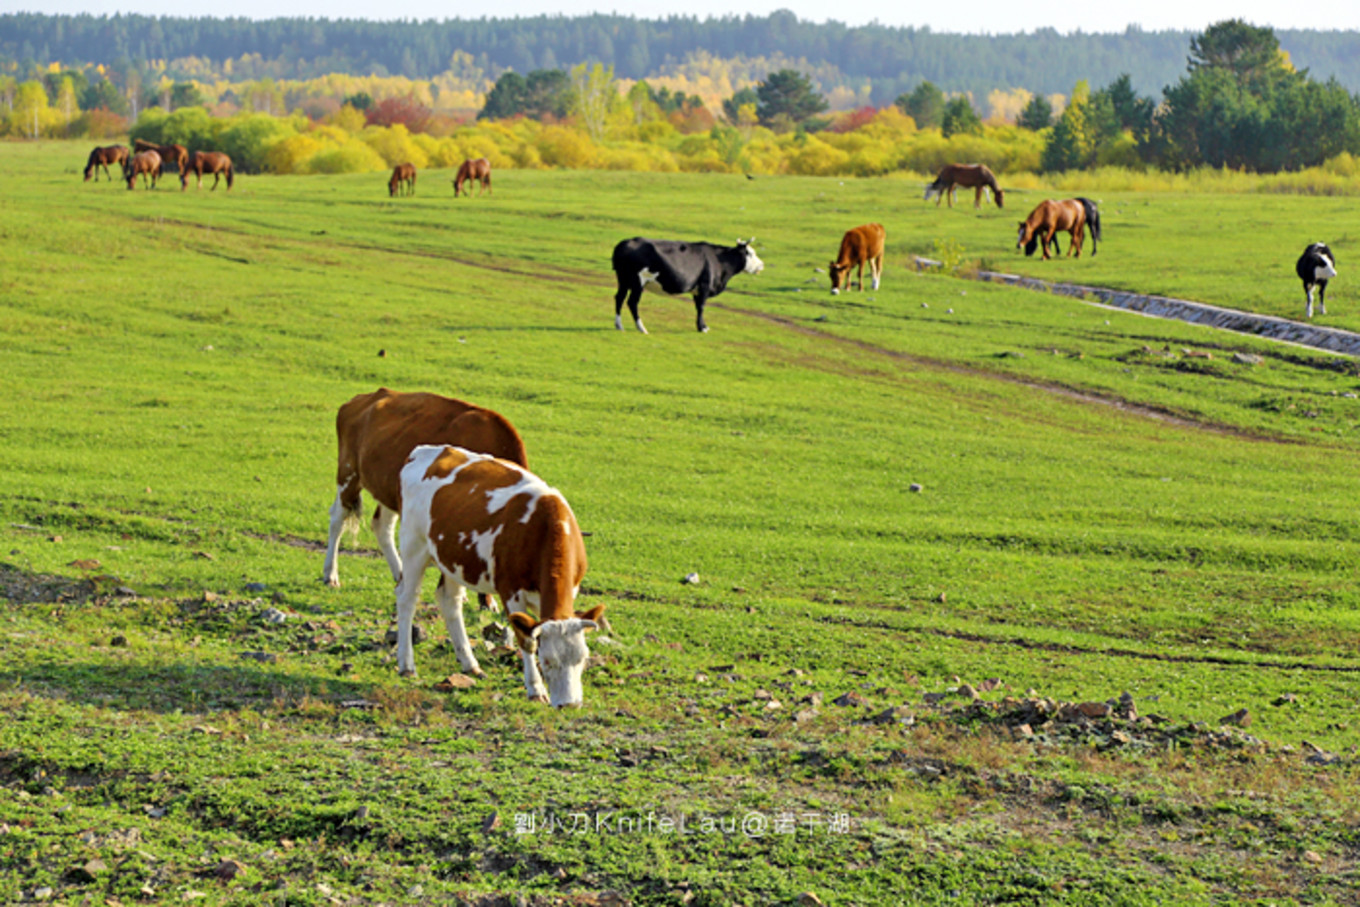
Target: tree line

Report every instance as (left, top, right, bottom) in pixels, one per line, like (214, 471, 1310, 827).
(5, 11, 1360, 106)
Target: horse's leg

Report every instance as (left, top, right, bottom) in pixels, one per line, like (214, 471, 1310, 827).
(947, 185, 956, 208)
(974, 185, 983, 209)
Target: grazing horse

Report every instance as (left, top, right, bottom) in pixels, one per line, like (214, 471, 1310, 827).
(84, 144, 128, 182)
(181, 151, 234, 191)
(925, 163, 1004, 209)
(134, 138, 188, 177)
(124, 150, 162, 190)
(1017, 199, 1089, 260)
(1297, 242, 1338, 319)
(453, 157, 491, 197)
(389, 162, 417, 197)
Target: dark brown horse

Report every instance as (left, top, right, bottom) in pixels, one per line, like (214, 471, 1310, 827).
(181, 151, 234, 191)
(924, 163, 1004, 209)
(84, 144, 128, 182)
(1017, 199, 1089, 260)
(135, 138, 188, 177)
(124, 150, 162, 190)
(453, 157, 491, 197)
(389, 162, 417, 197)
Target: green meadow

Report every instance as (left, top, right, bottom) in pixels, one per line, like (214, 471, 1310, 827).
(2, 140, 1359, 905)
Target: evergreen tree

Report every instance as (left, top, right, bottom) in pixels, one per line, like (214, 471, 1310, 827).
(895, 81, 943, 128)
(940, 96, 981, 137)
(755, 69, 827, 127)
(1017, 94, 1053, 130)
(722, 87, 758, 123)
(478, 71, 527, 119)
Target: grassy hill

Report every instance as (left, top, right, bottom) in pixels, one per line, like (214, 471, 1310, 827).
(2, 143, 1359, 904)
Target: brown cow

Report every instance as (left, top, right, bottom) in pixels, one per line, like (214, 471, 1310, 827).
(389, 162, 416, 197)
(394, 444, 605, 707)
(828, 223, 886, 294)
(322, 389, 528, 589)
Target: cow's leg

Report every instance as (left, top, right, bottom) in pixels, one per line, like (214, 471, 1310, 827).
(856, 260, 865, 291)
(1306, 285, 1315, 319)
(614, 278, 629, 331)
(393, 551, 429, 676)
(1319, 282, 1328, 316)
(322, 482, 362, 587)
(693, 292, 709, 333)
(871, 255, 882, 291)
(504, 592, 549, 702)
(626, 287, 648, 335)
(435, 576, 484, 677)
(372, 504, 402, 584)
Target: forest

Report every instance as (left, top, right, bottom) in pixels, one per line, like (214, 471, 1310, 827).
(4, 17, 1360, 181)
(5, 11, 1360, 105)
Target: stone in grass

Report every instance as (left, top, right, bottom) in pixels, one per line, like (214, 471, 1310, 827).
(214, 859, 248, 880)
(434, 673, 478, 692)
(834, 691, 868, 708)
(682, 572, 701, 585)
(908, 483, 923, 493)
(1274, 693, 1298, 706)
(384, 625, 424, 646)
(1220, 708, 1251, 728)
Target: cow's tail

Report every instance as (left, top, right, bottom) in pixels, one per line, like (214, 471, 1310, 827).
(1076, 197, 1100, 254)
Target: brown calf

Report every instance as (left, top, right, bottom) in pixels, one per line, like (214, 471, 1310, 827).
(828, 223, 886, 294)
(395, 445, 605, 707)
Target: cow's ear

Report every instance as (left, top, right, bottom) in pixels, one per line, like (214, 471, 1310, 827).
(509, 611, 540, 644)
(575, 604, 606, 630)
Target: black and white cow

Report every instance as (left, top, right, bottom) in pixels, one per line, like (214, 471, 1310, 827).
(611, 237, 764, 333)
(1297, 242, 1338, 319)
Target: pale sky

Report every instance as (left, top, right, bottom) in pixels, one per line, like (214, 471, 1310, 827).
(6, 0, 1360, 35)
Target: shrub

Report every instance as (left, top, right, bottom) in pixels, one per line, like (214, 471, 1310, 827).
(536, 126, 596, 169)
(361, 123, 429, 168)
(308, 140, 388, 174)
(217, 113, 301, 173)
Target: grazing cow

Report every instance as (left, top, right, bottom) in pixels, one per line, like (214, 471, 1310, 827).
(611, 237, 764, 333)
(389, 162, 416, 197)
(924, 163, 1004, 209)
(323, 388, 528, 590)
(828, 223, 886, 294)
(394, 444, 605, 708)
(124, 150, 161, 190)
(1297, 242, 1338, 319)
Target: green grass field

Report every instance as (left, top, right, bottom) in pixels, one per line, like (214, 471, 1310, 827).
(2, 140, 1360, 905)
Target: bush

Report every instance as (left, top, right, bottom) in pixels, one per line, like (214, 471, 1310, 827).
(308, 140, 388, 174)
(361, 123, 429, 168)
(536, 126, 596, 169)
(217, 113, 301, 173)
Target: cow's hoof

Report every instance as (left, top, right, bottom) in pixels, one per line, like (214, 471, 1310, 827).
(398, 668, 417, 678)
(324, 577, 340, 588)
(470, 668, 487, 678)
(529, 693, 549, 704)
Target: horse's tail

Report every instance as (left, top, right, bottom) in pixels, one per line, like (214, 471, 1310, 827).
(1076, 197, 1100, 254)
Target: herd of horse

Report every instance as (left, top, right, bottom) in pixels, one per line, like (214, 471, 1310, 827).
(84, 140, 234, 191)
(384, 158, 493, 198)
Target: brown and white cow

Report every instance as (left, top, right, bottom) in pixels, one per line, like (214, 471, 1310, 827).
(323, 388, 528, 589)
(395, 444, 605, 707)
(828, 223, 885, 295)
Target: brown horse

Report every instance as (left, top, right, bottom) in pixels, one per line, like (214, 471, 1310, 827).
(389, 162, 417, 197)
(124, 150, 161, 190)
(1017, 199, 1089, 260)
(181, 151, 234, 191)
(453, 157, 491, 197)
(924, 163, 1004, 209)
(135, 138, 188, 177)
(84, 144, 128, 182)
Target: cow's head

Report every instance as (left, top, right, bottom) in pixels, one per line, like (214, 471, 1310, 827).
(509, 604, 606, 708)
(737, 239, 764, 275)
(828, 262, 848, 294)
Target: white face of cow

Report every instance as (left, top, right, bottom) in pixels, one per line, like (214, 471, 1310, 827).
(533, 617, 597, 708)
(739, 240, 764, 275)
